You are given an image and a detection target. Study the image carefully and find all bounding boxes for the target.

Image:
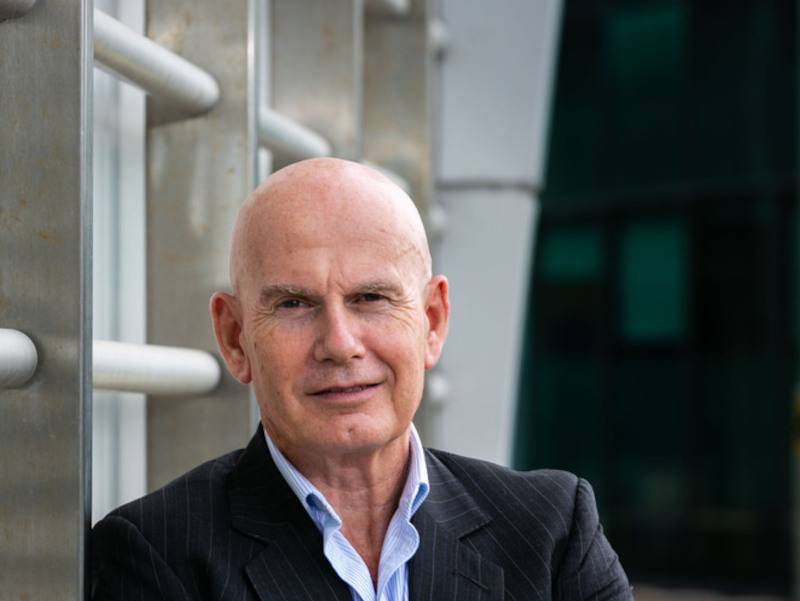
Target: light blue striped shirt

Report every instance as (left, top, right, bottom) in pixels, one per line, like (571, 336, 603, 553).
(263, 425, 429, 601)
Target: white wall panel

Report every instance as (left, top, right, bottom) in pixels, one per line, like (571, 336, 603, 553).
(438, 0, 562, 185)
(433, 188, 537, 463)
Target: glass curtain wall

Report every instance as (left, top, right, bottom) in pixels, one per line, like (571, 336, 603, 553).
(514, 0, 796, 592)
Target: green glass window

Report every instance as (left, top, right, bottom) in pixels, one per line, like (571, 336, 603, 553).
(514, 0, 796, 591)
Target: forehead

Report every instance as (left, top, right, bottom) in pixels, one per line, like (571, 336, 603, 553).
(242, 194, 421, 288)
(231, 160, 430, 294)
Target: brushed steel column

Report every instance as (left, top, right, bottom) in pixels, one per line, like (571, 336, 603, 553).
(146, 0, 257, 490)
(0, 0, 93, 597)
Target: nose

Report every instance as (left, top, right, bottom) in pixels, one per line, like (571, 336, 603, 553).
(312, 303, 365, 364)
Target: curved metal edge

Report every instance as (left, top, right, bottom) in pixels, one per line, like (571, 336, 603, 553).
(0, 0, 37, 21)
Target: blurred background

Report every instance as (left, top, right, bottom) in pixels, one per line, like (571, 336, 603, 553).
(2, 0, 796, 598)
(516, 1, 796, 597)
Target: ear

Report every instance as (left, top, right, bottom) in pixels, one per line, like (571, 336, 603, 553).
(423, 275, 450, 369)
(210, 292, 252, 384)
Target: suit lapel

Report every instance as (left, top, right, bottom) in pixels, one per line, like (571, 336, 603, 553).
(227, 430, 504, 601)
(409, 450, 504, 601)
(227, 428, 351, 601)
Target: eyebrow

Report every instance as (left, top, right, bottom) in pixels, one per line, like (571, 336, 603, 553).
(258, 280, 405, 306)
(259, 284, 317, 306)
(354, 280, 405, 297)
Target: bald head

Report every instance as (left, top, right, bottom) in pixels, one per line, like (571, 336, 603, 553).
(229, 158, 431, 297)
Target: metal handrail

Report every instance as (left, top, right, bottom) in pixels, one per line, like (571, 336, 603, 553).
(0, 0, 37, 21)
(365, 0, 410, 15)
(0, 329, 220, 395)
(93, 340, 220, 395)
(257, 106, 332, 162)
(361, 160, 411, 193)
(0, 329, 38, 388)
(94, 9, 220, 115)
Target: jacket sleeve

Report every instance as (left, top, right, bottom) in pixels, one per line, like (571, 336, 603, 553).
(554, 478, 634, 601)
(92, 514, 191, 601)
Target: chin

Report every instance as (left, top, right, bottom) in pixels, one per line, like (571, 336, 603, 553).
(317, 417, 404, 454)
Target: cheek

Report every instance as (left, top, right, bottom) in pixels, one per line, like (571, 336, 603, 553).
(248, 330, 306, 392)
(377, 327, 427, 399)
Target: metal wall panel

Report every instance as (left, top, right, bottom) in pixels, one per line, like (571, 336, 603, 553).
(363, 0, 432, 213)
(146, 0, 255, 490)
(271, 0, 363, 164)
(438, 0, 562, 186)
(433, 188, 537, 463)
(427, 0, 562, 464)
(0, 0, 92, 598)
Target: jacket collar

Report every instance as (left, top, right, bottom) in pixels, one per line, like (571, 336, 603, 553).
(227, 428, 504, 601)
(409, 449, 504, 600)
(227, 426, 352, 601)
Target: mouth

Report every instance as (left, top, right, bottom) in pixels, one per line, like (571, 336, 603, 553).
(310, 382, 381, 397)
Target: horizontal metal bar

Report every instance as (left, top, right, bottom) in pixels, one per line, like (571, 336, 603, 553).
(93, 340, 220, 395)
(360, 160, 411, 193)
(0, 330, 220, 394)
(429, 18, 449, 58)
(0, 329, 38, 388)
(93, 9, 220, 115)
(257, 105, 332, 162)
(365, 0, 410, 15)
(0, 0, 36, 20)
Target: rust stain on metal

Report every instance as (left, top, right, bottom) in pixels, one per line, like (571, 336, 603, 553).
(34, 229, 62, 243)
(322, 25, 335, 52)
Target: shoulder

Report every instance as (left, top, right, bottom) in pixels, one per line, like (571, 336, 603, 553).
(91, 449, 247, 598)
(426, 447, 583, 518)
(424, 448, 603, 562)
(95, 448, 243, 543)
(424, 449, 632, 600)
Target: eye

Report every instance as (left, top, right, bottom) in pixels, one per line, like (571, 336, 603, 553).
(277, 298, 308, 310)
(357, 293, 385, 303)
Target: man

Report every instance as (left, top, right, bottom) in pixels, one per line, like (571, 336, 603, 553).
(92, 158, 632, 600)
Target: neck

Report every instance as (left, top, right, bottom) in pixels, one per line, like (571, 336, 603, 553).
(276, 430, 412, 586)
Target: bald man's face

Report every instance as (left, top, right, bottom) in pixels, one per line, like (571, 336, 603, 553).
(212, 161, 449, 460)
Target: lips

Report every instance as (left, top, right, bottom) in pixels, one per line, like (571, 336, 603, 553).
(310, 382, 380, 396)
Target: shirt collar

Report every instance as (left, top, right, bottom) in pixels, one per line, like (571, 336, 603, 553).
(263, 424, 430, 529)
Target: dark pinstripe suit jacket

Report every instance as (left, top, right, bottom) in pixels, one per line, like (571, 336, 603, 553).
(92, 427, 633, 601)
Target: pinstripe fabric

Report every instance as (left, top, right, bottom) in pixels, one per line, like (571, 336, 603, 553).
(92, 426, 633, 601)
(264, 425, 429, 601)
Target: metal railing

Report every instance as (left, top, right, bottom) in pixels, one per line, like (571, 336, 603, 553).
(257, 106, 332, 163)
(1, 329, 220, 395)
(366, 0, 410, 15)
(93, 340, 220, 395)
(0, 0, 36, 20)
(91, 10, 411, 176)
(0, 329, 38, 389)
(92, 9, 334, 161)
(93, 9, 220, 115)
(361, 160, 411, 193)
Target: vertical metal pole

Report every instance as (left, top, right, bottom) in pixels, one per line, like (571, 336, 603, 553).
(363, 0, 433, 214)
(270, 0, 363, 167)
(146, 0, 256, 490)
(0, 0, 93, 598)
